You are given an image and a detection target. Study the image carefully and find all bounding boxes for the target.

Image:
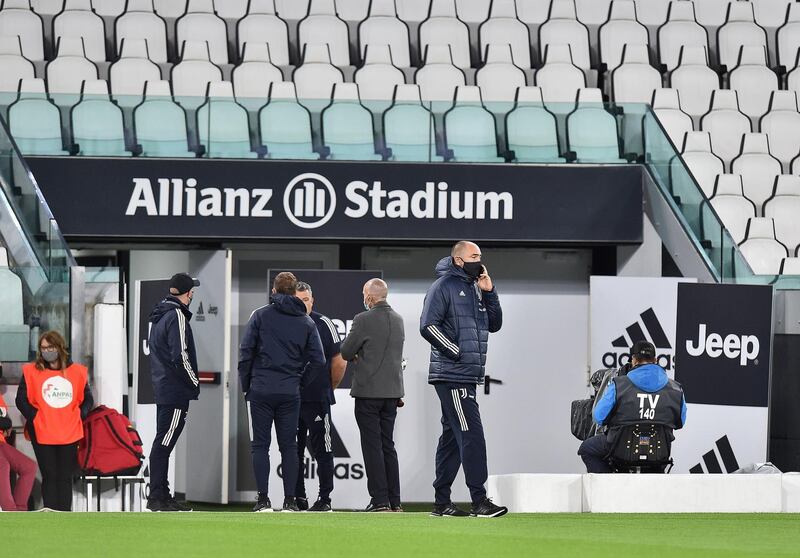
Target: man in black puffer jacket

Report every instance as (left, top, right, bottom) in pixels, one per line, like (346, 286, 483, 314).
(420, 241, 506, 518)
(239, 272, 325, 513)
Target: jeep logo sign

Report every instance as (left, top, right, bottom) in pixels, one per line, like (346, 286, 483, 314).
(675, 284, 772, 408)
(685, 324, 760, 366)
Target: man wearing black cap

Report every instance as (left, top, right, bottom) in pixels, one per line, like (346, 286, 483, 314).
(146, 272, 201, 511)
(578, 340, 688, 473)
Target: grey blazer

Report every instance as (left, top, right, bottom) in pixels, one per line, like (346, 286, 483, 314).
(341, 301, 405, 399)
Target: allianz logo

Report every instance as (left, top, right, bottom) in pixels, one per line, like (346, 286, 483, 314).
(685, 324, 760, 366)
(125, 174, 514, 229)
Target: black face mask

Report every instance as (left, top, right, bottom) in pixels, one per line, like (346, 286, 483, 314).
(461, 261, 483, 280)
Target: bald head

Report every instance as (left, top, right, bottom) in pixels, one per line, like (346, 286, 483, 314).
(363, 278, 388, 309)
(451, 240, 480, 259)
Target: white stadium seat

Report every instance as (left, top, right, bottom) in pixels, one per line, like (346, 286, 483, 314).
(476, 43, 527, 104)
(539, 0, 591, 71)
(739, 217, 789, 275)
(415, 43, 466, 102)
(109, 38, 162, 107)
(0, 36, 34, 92)
(176, 0, 229, 65)
(634, 0, 670, 26)
(478, 0, 531, 68)
(46, 37, 99, 103)
(669, 46, 719, 119)
(707, 174, 756, 244)
(292, 43, 344, 100)
(652, 88, 694, 149)
(700, 89, 752, 168)
(0, 0, 45, 61)
(53, 1, 106, 62)
(717, 1, 768, 70)
(760, 91, 800, 171)
(611, 43, 661, 104)
(599, 0, 648, 71)
(116, 0, 169, 64)
(354, 43, 406, 104)
(359, 1, 412, 68)
(777, 2, 800, 69)
(534, 44, 586, 105)
(171, 40, 223, 108)
(232, 42, 284, 111)
(731, 132, 782, 214)
(237, 1, 290, 67)
(658, 1, 708, 71)
(298, 9, 351, 67)
(764, 175, 800, 252)
(680, 131, 725, 197)
(419, 2, 471, 69)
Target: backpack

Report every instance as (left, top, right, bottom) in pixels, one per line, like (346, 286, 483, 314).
(608, 423, 673, 472)
(78, 406, 144, 476)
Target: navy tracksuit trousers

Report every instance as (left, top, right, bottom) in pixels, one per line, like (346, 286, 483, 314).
(248, 394, 301, 497)
(149, 402, 189, 502)
(433, 383, 488, 505)
(295, 401, 335, 503)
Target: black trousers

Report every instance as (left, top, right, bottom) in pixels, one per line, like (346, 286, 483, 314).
(578, 434, 613, 473)
(433, 383, 488, 505)
(31, 439, 77, 511)
(248, 394, 300, 497)
(354, 398, 400, 507)
(149, 402, 189, 502)
(296, 401, 334, 502)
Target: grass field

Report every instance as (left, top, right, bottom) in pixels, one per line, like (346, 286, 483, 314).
(5, 512, 800, 557)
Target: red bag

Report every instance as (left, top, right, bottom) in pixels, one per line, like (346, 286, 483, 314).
(78, 406, 144, 476)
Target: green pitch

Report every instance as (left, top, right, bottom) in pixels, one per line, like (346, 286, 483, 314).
(4, 512, 800, 557)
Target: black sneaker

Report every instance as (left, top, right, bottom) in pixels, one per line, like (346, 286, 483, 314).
(391, 504, 404, 512)
(165, 496, 193, 512)
(308, 500, 333, 512)
(470, 498, 508, 518)
(253, 493, 272, 513)
(146, 499, 171, 512)
(296, 497, 309, 511)
(364, 502, 391, 512)
(430, 502, 469, 517)
(282, 497, 300, 512)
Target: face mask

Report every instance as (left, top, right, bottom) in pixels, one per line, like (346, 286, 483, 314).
(462, 261, 483, 280)
(363, 298, 371, 311)
(41, 349, 59, 363)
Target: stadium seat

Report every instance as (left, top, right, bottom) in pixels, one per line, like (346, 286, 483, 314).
(505, 85, 565, 163)
(780, 256, 800, 274)
(232, 42, 284, 112)
(478, 0, 531, 68)
(236, 0, 290, 66)
(668, 46, 719, 120)
(176, 0, 229, 65)
(8, 78, 68, 155)
(633, 0, 670, 26)
(652, 88, 693, 149)
(658, 1, 708, 72)
(259, 81, 319, 159)
(516, 0, 550, 24)
(777, 2, 800, 69)
(353, 43, 406, 108)
(717, 1, 768, 71)
(154, 0, 187, 18)
(415, 44, 466, 103)
(455, 0, 490, 23)
(133, 79, 195, 157)
(760, 91, 800, 172)
(53, 0, 107, 63)
(358, 0, 412, 68)
(610, 43, 661, 104)
(598, 0, 648, 72)
(700, 90, 752, 168)
(336, 0, 370, 23)
(731, 133, 781, 214)
(763, 175, 800, 252)
(693, 0, 729, 28)
(292, 43, 344, 103)
(171, 40, 223, 109)
(575, 0, 610, 25)
(679, 131, 724, 198)
(30, 0, 63, 15)
(0, 0, 45, 62)
(739, 217, 789, 275)
(752, 0, 792, 29)
(109, 38, 162, 108)
(115, 0, 169, 64)
(274, 0, 309, 20)
(396, 0, 433, 23)
(46, 37, 100, 105)
(0, 36, 34, 92)
(71, 79, 133, 156)
(539, 0, 591, 71)
(418, 0, 471, 69)
(728, 46, 777, 120)
(382, 83, 442, 162)
(705, 174, 756, 244)
(197, 81, 258, 158)
(443, 85, 503, 162)
(475, 43, 527, 107)
(94, 0, 126, 17)
(0, 246, 29, 362)
(298, 2, 351, 67)
(567, 88, 626, 163)
(534, 44, 586, 106)
(321, 83, 383, 160)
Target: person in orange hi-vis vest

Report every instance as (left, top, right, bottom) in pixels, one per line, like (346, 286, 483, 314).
(0, 391, 36, 511)
(15, 330, 93, 511)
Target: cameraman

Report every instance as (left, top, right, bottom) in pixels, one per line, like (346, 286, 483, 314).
(578, 341, 687, 473)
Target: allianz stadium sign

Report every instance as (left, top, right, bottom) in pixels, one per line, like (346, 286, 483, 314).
(28, 158, 643, 243)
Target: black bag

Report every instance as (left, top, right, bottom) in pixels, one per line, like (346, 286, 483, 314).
(570, 398, 595, 441)
(609, 423, 672, 468)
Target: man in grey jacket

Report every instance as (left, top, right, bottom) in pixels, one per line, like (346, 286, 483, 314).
(340, 278, 405, 512)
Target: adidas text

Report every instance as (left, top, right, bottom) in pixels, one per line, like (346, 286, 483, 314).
(685, 323, 759, 366)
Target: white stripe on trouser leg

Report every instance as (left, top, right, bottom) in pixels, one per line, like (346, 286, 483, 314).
(247, 402, 254, 442)
(324, 413, 332, 453)
(162, 409, 181, 446)
(451, 389, 468, 431)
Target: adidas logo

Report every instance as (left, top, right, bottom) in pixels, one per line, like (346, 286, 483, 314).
(603, 308, 674, 370)
(689, 435, 739, 474)
(459, 291, 466, 297)
(314, 415, 323, 422)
